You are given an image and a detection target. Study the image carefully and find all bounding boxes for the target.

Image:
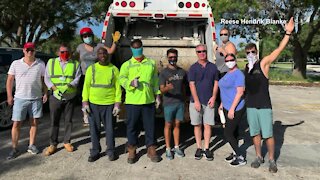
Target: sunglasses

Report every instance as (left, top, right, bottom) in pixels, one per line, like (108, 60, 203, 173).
(196, 50, 207, 53)
(98, 52, 108, 55)
(168, 56, 177, 59)
(82, 34, 92, 38)
(220, 33, 228, 36)
(26, 48, 35, 52)
(246, 51, 256, 55)
(60, 51, 69, 54)
(225, 59, 236, 62)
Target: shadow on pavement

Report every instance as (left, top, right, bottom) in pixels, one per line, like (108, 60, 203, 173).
(273, 120, 304, 161)
(0, 155, 42, 176)
(254, 120, 305, 161)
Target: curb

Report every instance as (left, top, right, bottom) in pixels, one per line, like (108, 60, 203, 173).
(270, 81, 320, 87)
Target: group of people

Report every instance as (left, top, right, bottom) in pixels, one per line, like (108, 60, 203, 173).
(6, 17, 294, 174)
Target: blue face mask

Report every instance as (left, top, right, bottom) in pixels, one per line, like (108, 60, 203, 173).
(131, 47, 143, 57)
(83, 37, 93, 44)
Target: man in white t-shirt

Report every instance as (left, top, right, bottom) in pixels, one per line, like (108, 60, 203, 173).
(6, 42, 47, 160)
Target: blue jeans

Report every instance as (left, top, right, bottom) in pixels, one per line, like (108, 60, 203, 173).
(126, 103, 156, 147)
(89, 103, 115, 156)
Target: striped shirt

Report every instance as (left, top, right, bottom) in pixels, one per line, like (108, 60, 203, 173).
(8, 58, 45, 100)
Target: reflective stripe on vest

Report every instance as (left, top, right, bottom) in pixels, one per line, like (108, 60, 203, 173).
(50, 58, 76, 79)
(90, 64, 114, 88)
(127, 59, 153, 69)
(126, 60, 153, 87)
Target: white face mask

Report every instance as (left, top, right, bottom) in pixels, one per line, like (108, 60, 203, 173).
(220, 35, 229, 42)
(226, 61, 236, 69)
(247, 53, 258, 72)
(83, 37, 93, 44)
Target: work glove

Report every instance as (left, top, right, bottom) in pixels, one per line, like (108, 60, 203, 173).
(155, 95, 161, 109)
(112, 31, 121, 43)
(53, 89, 63, 100)
(82, 102, 91, 114)
(130, 77, 139, 88)
(59, 85, 69, 94)
(112, 103, 121, 116)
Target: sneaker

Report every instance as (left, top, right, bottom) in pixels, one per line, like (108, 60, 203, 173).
(194, 148, 203, 160)
(269, 160, 278, 173)
(7, 148, 19, 160)
(27, 145, 39, 154)
(174, 148, 185, 158)
(203, 149, 214, 161)
(225, 153, 236, 163)
(251, 156, 265, 168)
(165, 149, 173, 160)
(230, 155, 247, 167)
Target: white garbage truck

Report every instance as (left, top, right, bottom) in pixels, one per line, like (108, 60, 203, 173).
(101, 0, 217, 70)
(101, 0, 217, 119)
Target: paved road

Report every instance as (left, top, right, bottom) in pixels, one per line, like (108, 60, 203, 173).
(0, 85, 319, 180)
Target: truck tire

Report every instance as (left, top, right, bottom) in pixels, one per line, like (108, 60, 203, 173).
(0, 101, 13, 130)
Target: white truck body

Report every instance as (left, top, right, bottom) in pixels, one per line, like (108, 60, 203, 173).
(101, 0, 217, 71)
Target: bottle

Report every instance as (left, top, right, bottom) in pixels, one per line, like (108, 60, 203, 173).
(219, 108, 226, 128)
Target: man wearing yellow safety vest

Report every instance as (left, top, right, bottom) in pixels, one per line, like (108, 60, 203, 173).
(82, 47, 122, 162)
(44, 44, 81, 156)
(119, 39, 161, 164)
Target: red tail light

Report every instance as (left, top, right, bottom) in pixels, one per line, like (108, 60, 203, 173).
(186, 2, 192, 8)
(154, 14, 164, 18)
(202, 3, 206, 7)
(129, 1, 135, 7)
(194, 2, 200, 8)
(121, 1, 127, 7)
(115, 2, 119, 6)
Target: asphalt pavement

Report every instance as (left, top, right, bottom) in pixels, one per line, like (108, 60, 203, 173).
(0, 85, 319, 180)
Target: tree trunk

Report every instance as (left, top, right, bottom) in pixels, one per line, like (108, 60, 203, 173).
(292, 40, 307, 79)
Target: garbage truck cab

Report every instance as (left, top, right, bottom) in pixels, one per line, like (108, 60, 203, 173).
(101, 0, 217, 71)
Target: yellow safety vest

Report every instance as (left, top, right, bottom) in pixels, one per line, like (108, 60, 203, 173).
(119, 57, 160, 104)
(82, 62, 121, 105)
(48, 58, 79, 96)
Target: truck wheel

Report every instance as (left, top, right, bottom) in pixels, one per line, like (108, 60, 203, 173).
(0, 101, 13, 130)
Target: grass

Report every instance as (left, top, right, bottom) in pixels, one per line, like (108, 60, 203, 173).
(269, 69, 304, 81)
(236, 61, 320, 83)
(237, 61, 247, 70)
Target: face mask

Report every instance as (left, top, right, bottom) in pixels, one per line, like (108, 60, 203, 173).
(220, 35, 229, 42)
(131, 47, 143, 57)
(168, 60, 177, 66)
(60, 52, 70, 61)
(225, 61, 236, 69)
(83, 37, 93, 44)
(247, 53, 258, 72)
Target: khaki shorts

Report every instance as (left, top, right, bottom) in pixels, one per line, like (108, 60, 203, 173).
(189, 103, 215, 126)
